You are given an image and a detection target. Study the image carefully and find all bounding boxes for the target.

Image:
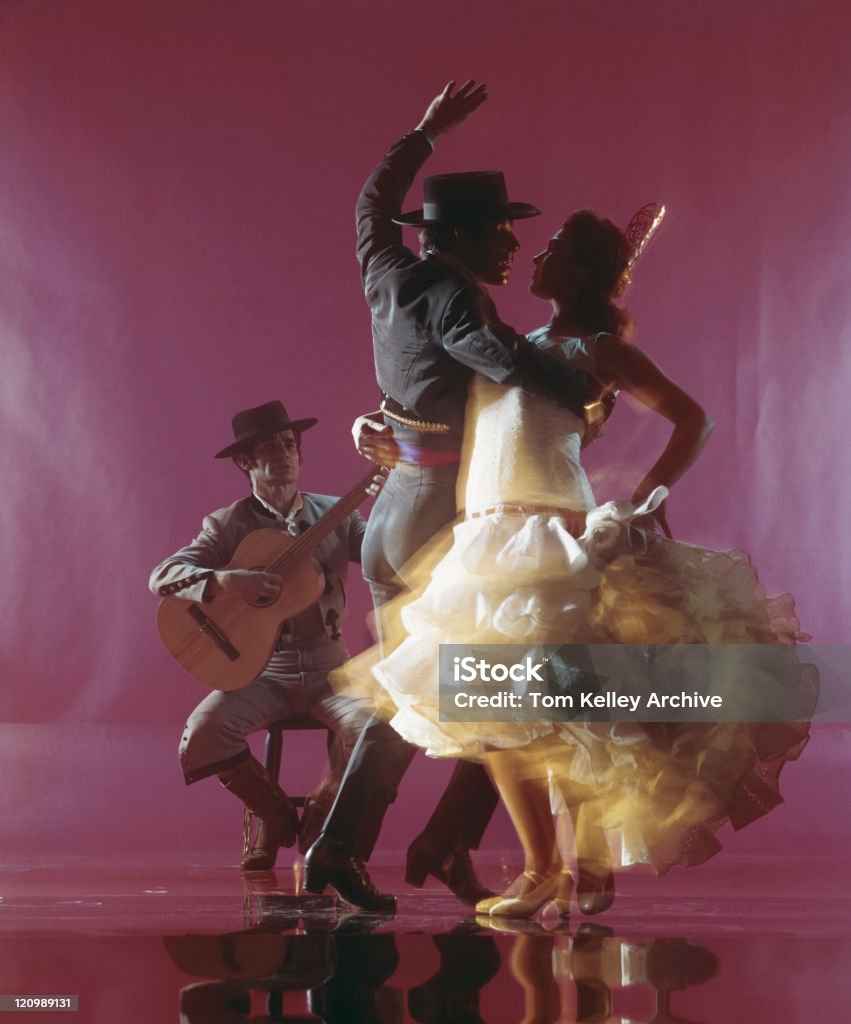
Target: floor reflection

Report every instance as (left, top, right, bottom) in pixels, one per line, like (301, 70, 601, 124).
(1, 860, 849, 1022)
(167, 879, 719, 1023)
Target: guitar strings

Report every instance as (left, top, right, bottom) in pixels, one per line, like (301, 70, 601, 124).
(264, 468, 379, 575)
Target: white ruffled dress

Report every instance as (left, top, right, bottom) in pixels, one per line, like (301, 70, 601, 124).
(367, 328, 818, 870)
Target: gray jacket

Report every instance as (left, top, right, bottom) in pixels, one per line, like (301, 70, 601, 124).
(149, 492, 365, 642)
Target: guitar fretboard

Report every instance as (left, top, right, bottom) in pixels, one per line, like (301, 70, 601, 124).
(265, 467, 380, 573)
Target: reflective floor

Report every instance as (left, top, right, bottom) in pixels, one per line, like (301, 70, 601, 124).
(1, 855, 849, 1022)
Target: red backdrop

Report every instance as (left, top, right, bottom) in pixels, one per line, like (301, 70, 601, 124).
(0, 0, 848, 860)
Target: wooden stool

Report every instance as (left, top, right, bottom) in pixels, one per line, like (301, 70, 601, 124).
(242, 716, 336, 861)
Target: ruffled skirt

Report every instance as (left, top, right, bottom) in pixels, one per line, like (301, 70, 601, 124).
(342, 496, 819, 872)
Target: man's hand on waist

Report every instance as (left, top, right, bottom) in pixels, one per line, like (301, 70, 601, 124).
(353, 412, 400, 468)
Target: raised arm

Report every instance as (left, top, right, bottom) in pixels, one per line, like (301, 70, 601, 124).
(356, 81, 488, 288)
(596, 335, 714, 509)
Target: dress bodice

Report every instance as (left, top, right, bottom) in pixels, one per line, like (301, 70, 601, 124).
(459, 328, 601, 514)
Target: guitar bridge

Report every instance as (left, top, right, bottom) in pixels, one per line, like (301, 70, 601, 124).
(187, 604, 240, 662)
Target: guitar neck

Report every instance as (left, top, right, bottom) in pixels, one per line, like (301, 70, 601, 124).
(266, 468, 380, 573)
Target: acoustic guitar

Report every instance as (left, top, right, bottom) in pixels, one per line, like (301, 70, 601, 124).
(157, 468, 380, 691)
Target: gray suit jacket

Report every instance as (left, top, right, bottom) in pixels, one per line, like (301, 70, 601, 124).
(149, 493, 365, 642)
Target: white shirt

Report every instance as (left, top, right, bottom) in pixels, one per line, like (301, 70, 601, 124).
(253, 490, 305, 536)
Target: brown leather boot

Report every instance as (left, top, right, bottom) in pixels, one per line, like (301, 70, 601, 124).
(220, 757, 299, 871)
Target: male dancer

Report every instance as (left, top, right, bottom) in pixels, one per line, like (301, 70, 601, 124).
(305, 83, 592, 911)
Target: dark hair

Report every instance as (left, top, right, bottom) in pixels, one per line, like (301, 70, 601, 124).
(418, 222, 491, 258)
(559, 210, 632, 337)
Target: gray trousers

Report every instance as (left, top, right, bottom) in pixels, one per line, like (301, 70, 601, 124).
(179, 640, 372, 784)
(361, 459, 458, 594)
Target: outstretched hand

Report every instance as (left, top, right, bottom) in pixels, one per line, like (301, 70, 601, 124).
(416, 80, 488, 141)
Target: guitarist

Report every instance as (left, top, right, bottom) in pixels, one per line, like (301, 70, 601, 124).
(149, 399, 374, 872)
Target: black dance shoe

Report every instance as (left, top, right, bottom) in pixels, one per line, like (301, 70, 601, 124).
(405, 838, 494, 906)
(304, 837, 397, 914)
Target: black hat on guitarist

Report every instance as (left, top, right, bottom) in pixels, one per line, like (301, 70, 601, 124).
(214, 400, 318, 459)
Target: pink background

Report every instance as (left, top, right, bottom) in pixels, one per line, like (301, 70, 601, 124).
(1, 0, 849, 861)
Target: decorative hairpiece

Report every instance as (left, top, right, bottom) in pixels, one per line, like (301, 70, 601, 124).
(624, 202, 666, 269)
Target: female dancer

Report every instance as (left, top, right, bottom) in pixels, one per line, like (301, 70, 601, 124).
(359, 207, 815, 918)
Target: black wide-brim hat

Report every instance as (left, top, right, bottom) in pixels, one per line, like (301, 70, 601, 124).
(214, 400, 318, 459)
(394, 170, 540, 227)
